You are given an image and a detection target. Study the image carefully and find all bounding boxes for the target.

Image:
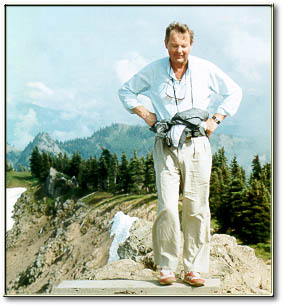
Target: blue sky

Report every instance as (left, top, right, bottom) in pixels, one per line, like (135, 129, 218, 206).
(6, 5, 272, 150)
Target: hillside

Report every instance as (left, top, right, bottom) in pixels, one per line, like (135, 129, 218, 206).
(60, 123, 155, 159)
(7, 123, 271, 172)
(5, 171, 272, 295)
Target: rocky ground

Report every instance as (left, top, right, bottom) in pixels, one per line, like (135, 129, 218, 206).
(5, 169, 272, 296)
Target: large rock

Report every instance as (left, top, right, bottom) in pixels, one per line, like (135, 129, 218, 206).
(117, 219, 153, 268)
(45, 167, 77, 198)
(208, 234, 271, 294)
(90, 259, 156, 281)
(116, 218, 272, 295)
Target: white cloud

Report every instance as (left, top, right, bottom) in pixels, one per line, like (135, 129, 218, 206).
(51, 130, 78, 142)
(14, 108, 39, 150)
(24, 82, 99, 122)
(7, 81, 102, 148)
(115, 52, 150, 84)
(26, 82, 76, 111)
(224, 30, 270, 82)
(26, 81, 54, 97)
(59, 111, 78, 120)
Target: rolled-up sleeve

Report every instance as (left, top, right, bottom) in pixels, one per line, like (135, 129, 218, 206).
(208, 63, 243, 116)
(118, 64, 152, 114)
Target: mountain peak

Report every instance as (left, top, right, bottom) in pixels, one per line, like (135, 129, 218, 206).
(32, 133, 64, 155)
(13, 132, 68, 170)
(34, 132, 52, 141)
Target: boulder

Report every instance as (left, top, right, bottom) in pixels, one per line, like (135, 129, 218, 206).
(117, 219, 153, 266)
(208, 234, 272, 294)
(91, 259, 156, 281)
(116, 218, 272, 295)
(45, 168, 76, 198)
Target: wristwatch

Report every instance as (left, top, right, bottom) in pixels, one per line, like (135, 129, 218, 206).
(212, 115, 221, 125)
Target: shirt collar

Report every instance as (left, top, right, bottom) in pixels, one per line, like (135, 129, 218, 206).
(167, 56, 191, 81)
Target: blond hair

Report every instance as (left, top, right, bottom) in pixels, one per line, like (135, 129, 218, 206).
(165, 22, 194, 45)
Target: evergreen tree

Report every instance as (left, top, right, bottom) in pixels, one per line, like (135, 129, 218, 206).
(210, 147, 232, 227)
(212, 147, 227, 170)
(209, 168, 223, 216)
(62, 153, 70, 176)
(40, 152, 51, 181)
(98, 149, 112, 191)
(250, 155, 262, 182)
(54, 152, 64, 173)
(109, 153, 119, 193)
(225, 177, 247, 235)
(78, 159, 89, 191)
(210, 151, 272, 244)
(68, 152, 82, 178)
(261, 163, 271, 194)
(213, 148, 231, 200)
(219, 155, 247, 234)
(234, 179, 271, 244)
(30, 146, 42, 178)
(128, 150, 145, 194)
(117, 152, 130, 193)
(47, 152, 56, 169)
(144, 152, 156, 193)
(89, 157, 99, 191)
(214, 171, 232, 234)
(230, 155, 246, 183)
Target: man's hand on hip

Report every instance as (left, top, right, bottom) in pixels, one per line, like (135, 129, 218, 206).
(205, 113, 226, 137)
(132, 105, 157, 127)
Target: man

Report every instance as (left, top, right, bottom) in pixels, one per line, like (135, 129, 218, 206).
(118, 22, 242, 286)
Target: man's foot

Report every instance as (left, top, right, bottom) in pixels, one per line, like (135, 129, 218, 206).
(159, 269, 176, 285)
(183, 271, 205, 287)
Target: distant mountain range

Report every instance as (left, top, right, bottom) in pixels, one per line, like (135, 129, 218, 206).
(6, 123, 271, 173)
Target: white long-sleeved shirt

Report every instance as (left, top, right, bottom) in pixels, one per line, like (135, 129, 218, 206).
(118, 55, 242, 145)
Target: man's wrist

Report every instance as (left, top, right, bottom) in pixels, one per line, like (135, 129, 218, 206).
(212, 113, 226, 125)
(132, 106, 156, 126)
(212, 115, 221, 125)
(144, 112, 157, 127)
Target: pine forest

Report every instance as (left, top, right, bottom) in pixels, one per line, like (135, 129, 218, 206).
(27, 145, 272, 247)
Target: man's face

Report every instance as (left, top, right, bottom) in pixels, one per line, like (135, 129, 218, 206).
(165, 30, 192, 67)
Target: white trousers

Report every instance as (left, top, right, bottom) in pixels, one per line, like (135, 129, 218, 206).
(152, 136, 212, 273)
